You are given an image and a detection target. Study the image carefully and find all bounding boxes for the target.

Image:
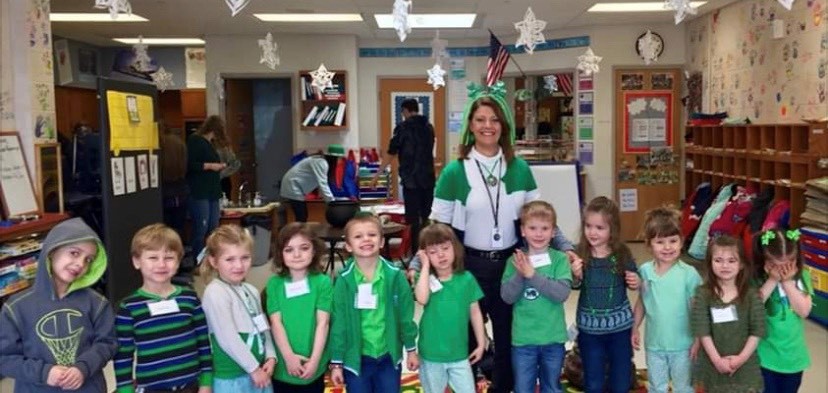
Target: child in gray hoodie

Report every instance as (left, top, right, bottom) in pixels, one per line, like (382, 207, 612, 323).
(0, 218, 117, 392)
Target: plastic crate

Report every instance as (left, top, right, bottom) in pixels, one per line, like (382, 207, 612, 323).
(808, 291, 828, 328)
(804, 261, 828, 294)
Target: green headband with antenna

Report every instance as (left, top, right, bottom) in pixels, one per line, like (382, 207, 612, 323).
(460, 81, 516, 146)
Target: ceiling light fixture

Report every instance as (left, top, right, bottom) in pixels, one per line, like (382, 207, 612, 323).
(588, 2, 707, 12)
(374, 13, 477, 29)
(113, 37, 205, 45)
(50, 13, 148, 22)
(253, 13, 364, 22)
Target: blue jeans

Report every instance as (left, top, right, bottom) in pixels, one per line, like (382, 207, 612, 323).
(512, 343, 565, 393)
(646, 350, 693, 393)
(188, 197, 220, 259)
(419, 359, 475, 393)
(577, 329, 633, 393)
(761, 368, 803, 393)
(213, 375, 271, 393)
(343, 354, 402, 393)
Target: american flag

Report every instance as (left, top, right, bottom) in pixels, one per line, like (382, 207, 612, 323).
(486, 32, 510, 86)
(555, 73, 573, 96)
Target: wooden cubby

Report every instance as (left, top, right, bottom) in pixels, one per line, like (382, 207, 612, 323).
(298, 70, 348, 131)
(684, 123, 827, 227)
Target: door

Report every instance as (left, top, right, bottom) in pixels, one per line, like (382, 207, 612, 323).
(614, 68, 683, 241)
(224, 79, 256, 203)
(378, 78, 446, 199)
(251, 78, 293, 201)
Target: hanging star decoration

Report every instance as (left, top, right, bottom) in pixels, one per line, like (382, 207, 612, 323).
(664, 0, 698, 24)
(426, 63, 446, 90)
(94, 0, 132, 20)
(543, 74, 559, 92)
(392, 0, 413, 42)
(514, 7, 547, 55)
(310, 64, 335, 90)
(258, 32, 280, 70)
(576, 47, 602, 76)
(132, 35, 152, 72)
(215, 75, 225, 101)
(151, 67, 174, 92)
(224, 0, 252, 17)
(638, 30, 660, 65)
(431, 31, 449, 64)
(777, 0, 795, 10)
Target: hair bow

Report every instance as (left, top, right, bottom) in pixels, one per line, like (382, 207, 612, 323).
(760, 230, 776, 246)
(785, 229, 800, 242)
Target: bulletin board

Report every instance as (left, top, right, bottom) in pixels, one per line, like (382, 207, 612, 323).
(0, 132, 40, 218)
(623, 91, 673, 153)
(106, 90, 159, 154)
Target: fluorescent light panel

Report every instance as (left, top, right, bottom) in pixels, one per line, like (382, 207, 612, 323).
(374, 13, 476, 28)
(254, 13, 363, 22)
(113, 38, 205, 45)
(588, 2, 707, 12)
(50, 13, 148, 22)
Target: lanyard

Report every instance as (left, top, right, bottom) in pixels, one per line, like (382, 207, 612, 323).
(218, 279, 266, 355)
(474, 158, 501, 228)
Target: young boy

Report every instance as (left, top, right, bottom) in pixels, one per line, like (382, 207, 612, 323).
(501, 201, 574, 393)
(632, 207, 702, 393)
(0, 217, 118, 392)
(328, 213, 419, 392)
(114, 224, 213, 393)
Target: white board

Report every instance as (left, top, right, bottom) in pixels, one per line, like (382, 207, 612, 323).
(529, 164, 582, 243)
(0, 133, 39, 217)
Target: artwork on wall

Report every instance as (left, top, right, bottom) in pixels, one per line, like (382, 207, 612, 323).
(391, 92, 434, 127)
(621, 73, 644, 90)
(623, 92, 673, 153)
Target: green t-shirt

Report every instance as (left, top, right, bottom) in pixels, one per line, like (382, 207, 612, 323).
(417, 271, 484, 362)
(354, 263, 387, 358)
(502, 249, 572, 346)
(757, 269, 813, 373)
(265, 273, 333, 384)
(639, 260, 702, 351)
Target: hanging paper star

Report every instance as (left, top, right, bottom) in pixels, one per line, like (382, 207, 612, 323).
(310, 64, 335, 90)
(392, 0, 413, 42)
(215, 75, 225, 101)
(94, 0, 132, 20)
(132, 35, 152, 72)
(664, 0, 698, 24)
(426, 63, 446, 90)
(543, 74, 558, 92)
(431, 31, 449, 64)
(777, 0, 794, 10)
(151, 67, 174, 92)
(638, 30, 660, 65)
(576, 47, 602, 76)
(224, 0, 252, 17)
(258, 32, 280, 70)
(514, 7, 547, 55)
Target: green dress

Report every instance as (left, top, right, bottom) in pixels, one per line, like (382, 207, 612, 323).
(690, 287, 765, 393)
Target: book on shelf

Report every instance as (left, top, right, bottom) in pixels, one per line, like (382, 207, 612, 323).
(303, 103, 347, 127)
(300, 75, 346, 101)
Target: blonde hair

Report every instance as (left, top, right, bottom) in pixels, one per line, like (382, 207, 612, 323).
(520, 200, 557, 228)
(131, 223, 184, 259)
(199, 225, 254, 276)
(418, 223, 465, 272)
(343, 213, 383, 240)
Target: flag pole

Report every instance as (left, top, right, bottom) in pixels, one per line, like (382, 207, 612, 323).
(488, 29, 527, 79)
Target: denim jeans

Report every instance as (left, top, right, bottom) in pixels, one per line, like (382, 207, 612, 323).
(188, 197, 220, 259)
(419, 359, 476, 393)
(343, 354, 402, 393)
(213, 375, 271, 393)
(577, 328, 633, 393)
(646, 350, 693, 393)
(761, 368, 803, 393)
(512, 343, 565, 393)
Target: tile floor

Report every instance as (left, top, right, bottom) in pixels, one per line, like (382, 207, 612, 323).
(2, 243, 825, 392)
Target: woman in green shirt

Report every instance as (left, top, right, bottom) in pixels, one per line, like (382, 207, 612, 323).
(187, 115, 227, 258)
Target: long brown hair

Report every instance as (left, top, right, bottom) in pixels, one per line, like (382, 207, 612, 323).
(198, 115, 228, 146)
(272, 222, 325, 276)
(703, 235, 750, 302)
(457, 98, 515, 163)
(418, 223, 465, 273)
(752, 228, 802, 281)
(575, 196, 633, 275)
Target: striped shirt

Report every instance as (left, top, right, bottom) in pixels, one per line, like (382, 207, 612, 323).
(114, 286, 213, 393)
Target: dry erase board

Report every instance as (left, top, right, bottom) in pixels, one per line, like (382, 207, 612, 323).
(0, 132, 40, 218)
(529, 163, 582, 242)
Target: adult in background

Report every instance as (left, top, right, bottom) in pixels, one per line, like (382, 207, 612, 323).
(187, 115, 227, 258)
(373, 98, 436, 253)
(160, 124, 189, 240)
(280, 144, 344, 222)
(413, 81, 579, 393)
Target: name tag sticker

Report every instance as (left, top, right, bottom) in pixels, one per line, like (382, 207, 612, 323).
(710, 305, 738, 324)
(148, 299, 180, 316)
(252, 314, 270, 332)
(356, 283, 377, 309)
(285, 278, 310, 298)
(530, 253, 552, 268)
(429, 275, 443, 292)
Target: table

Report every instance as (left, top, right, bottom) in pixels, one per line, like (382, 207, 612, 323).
(310, 222, 406, 274)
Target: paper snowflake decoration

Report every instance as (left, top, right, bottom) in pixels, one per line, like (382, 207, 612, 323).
(310, 64, 335, 90)
(638, 30, 660, 65)
(132, 35, 152, 72)
(431, 31, 449, 64)
(392, 0, 412, 42)
(514, 7, 547, 55)
(576, 47, 602, 76)
(215, 75, 225, 100)
(664, 0, 698, 24)
(543, 74, 558, 92)
(426, 63, 446, 90)
(258, 32, 280, 70)
(151, 67, 174, 92)
(224, 0, 251, 17)
(94, 0, 132, 20)
(777, 0, 794, 10)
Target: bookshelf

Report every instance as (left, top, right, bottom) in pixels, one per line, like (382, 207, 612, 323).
(684, 122, 828, 226)
(299, 70, 347, 131)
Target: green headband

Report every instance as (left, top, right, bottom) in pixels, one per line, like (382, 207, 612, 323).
(460, 81, 516, 146)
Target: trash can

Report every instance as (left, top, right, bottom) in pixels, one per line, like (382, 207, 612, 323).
(242, 214, 273, 267)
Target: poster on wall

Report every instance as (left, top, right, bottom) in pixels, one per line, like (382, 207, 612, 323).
(185, 47, 206, 88)
(391, 92, 434, 126)
(578, 117, 593, 139)
(54, 39, 73, 85)
(578, 74, 593, 91)
(623, 92, 672, 153)
(111, 157, 125, 196)
(578, 141, 593, 165)
(578, 92, 594, 114)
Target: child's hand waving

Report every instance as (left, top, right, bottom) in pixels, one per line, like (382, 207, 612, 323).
(512, 250, 535, 279)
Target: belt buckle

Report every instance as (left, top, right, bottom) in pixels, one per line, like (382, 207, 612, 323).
(487, 251, 499, 259)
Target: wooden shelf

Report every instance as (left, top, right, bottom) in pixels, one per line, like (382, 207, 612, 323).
(0, 213, 69, 243)
(299, 70, 348, 130)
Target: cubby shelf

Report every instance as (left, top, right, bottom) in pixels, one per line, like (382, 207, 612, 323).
(684, 123, 828, 227)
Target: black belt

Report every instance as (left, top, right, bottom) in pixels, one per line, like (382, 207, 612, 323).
(140, 381, 198, 393)
(465, 245, 516, 260)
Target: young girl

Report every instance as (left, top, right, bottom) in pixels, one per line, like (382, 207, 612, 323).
(572, 196, 640, 393)
(691, 235, 765, 393)
(266, 223, 333, 393)
(201, 225, 277, 392)
(754, 229, 812, 393)
(415, 223, 486, 393)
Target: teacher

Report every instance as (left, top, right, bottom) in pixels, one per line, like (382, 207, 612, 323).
(187, 115, 227, 258)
